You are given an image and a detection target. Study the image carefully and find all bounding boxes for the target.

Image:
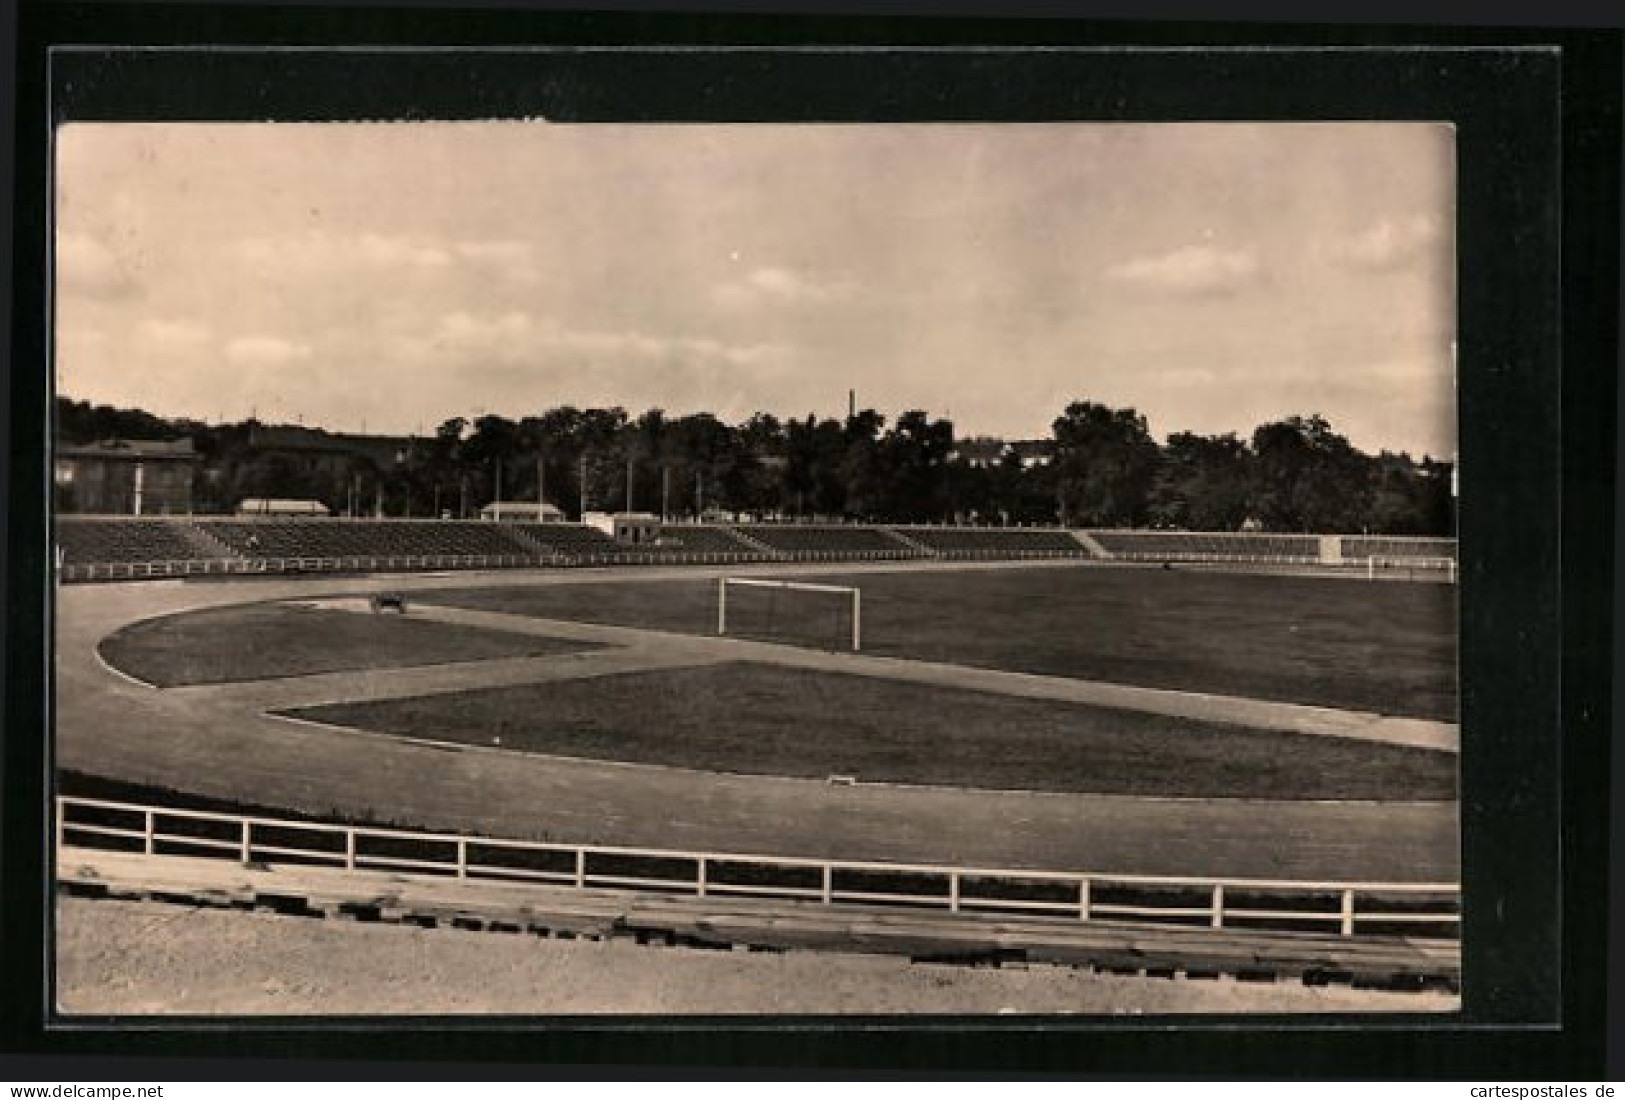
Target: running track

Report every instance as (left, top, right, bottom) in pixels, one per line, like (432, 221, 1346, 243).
(54, 561, 1459, 882)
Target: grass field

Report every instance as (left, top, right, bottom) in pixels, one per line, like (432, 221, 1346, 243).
(290, 660, 1456, 800)
(418, 566, 1458, 720)
(98, 602, 598, 687)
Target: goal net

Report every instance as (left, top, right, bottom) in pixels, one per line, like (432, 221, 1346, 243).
(716, 577, 862, 652)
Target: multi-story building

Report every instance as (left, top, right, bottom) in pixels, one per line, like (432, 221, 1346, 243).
(54, 438, 199, 515)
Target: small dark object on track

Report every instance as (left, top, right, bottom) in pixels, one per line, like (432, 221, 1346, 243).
(370, 592, 408, 614)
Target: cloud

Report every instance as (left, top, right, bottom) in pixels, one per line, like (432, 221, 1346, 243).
(137, 318, 211, 345)
(234, 232, 510, 276)
(713, 265, 852, 309)
(225, 334, 312, 367)
(399, 310, 793, 374)
(56, 232, 137, 298)
(452, 241, 537, 281)
(1106, 245, 1262, 296)
(547, 329, 789, 369)
(429, 310, 533, 346)
(1327, 215, 1445, 272)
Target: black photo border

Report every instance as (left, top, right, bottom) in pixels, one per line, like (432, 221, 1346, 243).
(2, 3, 1616, 1080)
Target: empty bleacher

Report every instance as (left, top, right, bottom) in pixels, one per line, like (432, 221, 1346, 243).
(736, 524, 924, 559)
(53, 513, 1457, 582)
(893, 526, 1087, 558)
(1088, 530, 1322, 562)
(1341, 536, 1457, 562)
(57, 518, 224, 566)
(197, 520, 531, 561)
(654, 525, 764, 555)
(507, 524, 630, 559)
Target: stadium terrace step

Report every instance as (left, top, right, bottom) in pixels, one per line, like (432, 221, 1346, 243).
(894, 526, 1090, 559)
(176, 522, 245, 562)
(487, 524, 555, 557)
(56, 847, 1459, 989)
(878, 528, 935, 556)
(508, 522, 628, 560)
(1070, 530, 1112, 559)
(197, 519, 531, 561)
(56, 517, 227, 567)
(656, 525, 769, 556)
(720, 526, 783, 557)
(738, 524, 927, 559)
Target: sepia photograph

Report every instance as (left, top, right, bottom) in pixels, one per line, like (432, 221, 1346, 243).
(50, 117, 1462, 1016)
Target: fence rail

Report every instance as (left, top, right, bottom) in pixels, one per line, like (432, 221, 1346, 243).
(56, 544, 1094, 582)
(56, 541, 1456, 583)
(56, 795, 1460, 940)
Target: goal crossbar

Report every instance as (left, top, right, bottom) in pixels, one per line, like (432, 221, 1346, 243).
(717, 576, 862, 651)
(721, 578, 856, 595)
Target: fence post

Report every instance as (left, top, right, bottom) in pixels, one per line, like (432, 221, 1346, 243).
(456, 839, 467, 879)
(345, 829, 356, 871)
(575, 849, 586, 888)
(697, 857, 708, 898)
(948, 871, 960, 913)
(143, 810, 155, 855)
(822, 864, 833, 904)
(239, 819, 251, 863)
(1210, 884, 1225, 928)
(1340, 888, 1355, 936)
(1367, 556, 1375, 581)
(852, 588, 862, 652)
(717, 578, 727, 636)
(1079, 878, 1091, 921)
(55, 800, 65, 851)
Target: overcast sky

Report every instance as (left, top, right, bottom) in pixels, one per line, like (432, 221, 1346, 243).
(55, 122, 1456, 457)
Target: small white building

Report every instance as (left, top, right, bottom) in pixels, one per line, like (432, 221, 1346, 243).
(584, 510, 662, 545)
(236, 498, 329, 516)
(481, 500, 566, 523)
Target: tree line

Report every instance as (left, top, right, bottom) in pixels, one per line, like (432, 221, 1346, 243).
(55, 396, 1455, 535)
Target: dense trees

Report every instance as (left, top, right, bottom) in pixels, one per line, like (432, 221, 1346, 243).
(1051, 402, 1160, 527)
(1250, 415, 1372, 534)
(1149, 432, 1253, 532)
(54, 396, 1454, 535)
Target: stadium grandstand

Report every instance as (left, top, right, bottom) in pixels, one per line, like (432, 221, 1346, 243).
(1341, 535, 1458, 562)
(505, 522, 632, 558)
(654, 524, 766, 556)
(1089, 530, 1323, 563)
(198, 519, 533, 560)
(55, 516, 225, 567)
(54, 513, 1459, 582)
(735, 523, 925, 559)
(894, 525, 1088, 558)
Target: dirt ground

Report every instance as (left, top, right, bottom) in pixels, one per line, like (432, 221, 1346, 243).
(56, 897, 1459, 1016)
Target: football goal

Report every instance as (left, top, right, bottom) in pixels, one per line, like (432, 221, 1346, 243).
(716, 577, 862, 652)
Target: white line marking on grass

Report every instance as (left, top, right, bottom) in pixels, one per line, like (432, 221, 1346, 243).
(91, 644, 160, 691)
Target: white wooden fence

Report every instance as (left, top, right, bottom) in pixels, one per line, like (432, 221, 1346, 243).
(56, 546, 1101, 582)
(57, 796, 1459, 940)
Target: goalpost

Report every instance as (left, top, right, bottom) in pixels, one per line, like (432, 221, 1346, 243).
(717, 577, 862, 652)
